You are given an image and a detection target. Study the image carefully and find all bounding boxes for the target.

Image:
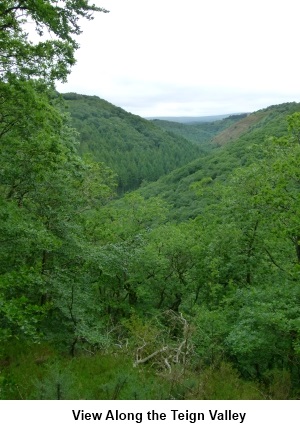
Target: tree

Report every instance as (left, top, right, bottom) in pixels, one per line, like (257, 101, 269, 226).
(0, 0, 109, 83)
(213, 114, 300, 383)
(82, 193, 169, 321)
(0, 0, 114, 349)
(0, 104, 116, 346)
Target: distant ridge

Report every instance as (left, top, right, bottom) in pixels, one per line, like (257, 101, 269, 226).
(146, 113, 248, 123)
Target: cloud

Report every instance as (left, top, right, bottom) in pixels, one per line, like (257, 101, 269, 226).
(56, 0, 300, 117)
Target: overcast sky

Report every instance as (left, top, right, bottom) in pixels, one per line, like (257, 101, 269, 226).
(56, 0, 300, 117)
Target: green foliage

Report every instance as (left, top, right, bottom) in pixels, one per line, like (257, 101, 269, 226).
(62, 93, 203, 192)
(0, 0, 108, 83)
(0, 342, 171, 400)
(0, 83, 117, 344)
(140, 102, 300, 221)
(0, 1, 116, 352)
(191, 306, 230, 366)
(2, 0, 300, 399)
(189, 362, 264, 400)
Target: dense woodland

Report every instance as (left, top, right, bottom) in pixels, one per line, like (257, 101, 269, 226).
(61, 92, 204, 193)
(1, 1, 300, 400)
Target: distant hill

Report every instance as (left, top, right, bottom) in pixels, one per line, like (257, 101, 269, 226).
(146, 114, 246, 123)
(139, 102, 300, 220)
(149, 114, 249, 151)
(61, 93, 203, 192)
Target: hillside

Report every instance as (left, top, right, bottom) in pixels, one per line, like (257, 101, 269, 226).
(61, 93, 203, 192)
(140, 102, 300, 220)
(211, 111, 267, 145)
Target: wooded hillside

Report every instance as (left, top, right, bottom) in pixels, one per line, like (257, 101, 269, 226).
(61, 93, 203, 192)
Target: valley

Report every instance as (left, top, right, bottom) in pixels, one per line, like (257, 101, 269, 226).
(1, 1, 300, 401)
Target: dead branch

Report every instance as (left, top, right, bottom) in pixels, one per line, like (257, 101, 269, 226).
(134, 345, 169, 367)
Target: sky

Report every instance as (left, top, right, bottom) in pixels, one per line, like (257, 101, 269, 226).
(56, 0, 300, 117)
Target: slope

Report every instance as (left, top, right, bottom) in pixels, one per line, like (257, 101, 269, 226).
(139, 102, 300, 220)
(61, 93, 203, 192)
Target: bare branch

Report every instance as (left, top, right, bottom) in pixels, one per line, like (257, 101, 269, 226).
(134, 345, 169, 367)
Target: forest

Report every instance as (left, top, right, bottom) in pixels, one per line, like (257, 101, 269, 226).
(1, 1, 300, 400)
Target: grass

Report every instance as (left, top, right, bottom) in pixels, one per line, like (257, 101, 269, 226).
(1, 340, 292, 399)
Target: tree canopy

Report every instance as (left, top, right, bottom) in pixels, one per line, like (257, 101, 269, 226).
(0, 0, 108, 82)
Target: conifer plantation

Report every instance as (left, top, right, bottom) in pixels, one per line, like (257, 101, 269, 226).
(1, 2, 300, 400)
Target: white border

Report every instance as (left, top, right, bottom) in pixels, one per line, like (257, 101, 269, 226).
(1, 400, 299, 429)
